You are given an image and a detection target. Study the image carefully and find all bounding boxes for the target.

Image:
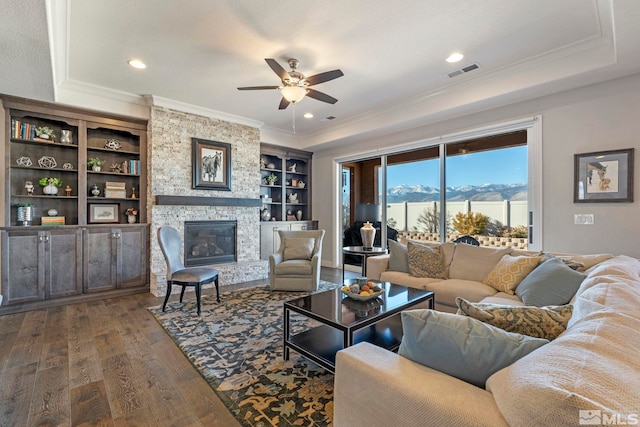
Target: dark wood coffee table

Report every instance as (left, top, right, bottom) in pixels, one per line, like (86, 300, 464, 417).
(283, 281, 434, 373)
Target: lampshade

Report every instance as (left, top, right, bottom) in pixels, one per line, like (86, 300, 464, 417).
(280, 86, 307, 103)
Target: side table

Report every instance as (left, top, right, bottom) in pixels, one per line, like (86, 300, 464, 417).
(342, 246, 388, 280)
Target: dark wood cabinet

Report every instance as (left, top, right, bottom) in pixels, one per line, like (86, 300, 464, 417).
(260, 143, 312, 223)
(83, 225, 148, 292)
(0, 95, 150, 314)
(1, 228, 83, 305)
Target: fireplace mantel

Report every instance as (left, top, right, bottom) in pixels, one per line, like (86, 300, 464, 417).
(155, 195, 261, 207)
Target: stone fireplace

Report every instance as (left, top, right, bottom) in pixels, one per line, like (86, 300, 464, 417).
(148, 103, 269, 296)
(184, 220, 237, 266)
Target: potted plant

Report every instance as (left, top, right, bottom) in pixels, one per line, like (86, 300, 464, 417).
(265, 173, 278, 185)
(17, 203, 35, 226)
(34, 126, 56, 141)
(125, 207, 138, 224)
(38, 177, 63, 195)
(87, 157, 106, 172)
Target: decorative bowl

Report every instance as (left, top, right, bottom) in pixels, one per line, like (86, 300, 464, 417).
(341, 289, 384, 301)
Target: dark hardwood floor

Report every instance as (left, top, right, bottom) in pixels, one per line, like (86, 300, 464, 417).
(0, 267, 357, 427)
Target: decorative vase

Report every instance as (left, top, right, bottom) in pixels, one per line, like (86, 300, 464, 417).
(92, 165, 101, 172)
(127, 214, 136, 224)
(360, 221, 376, 249)
(296, 209, 303, 221)
(17, 206, 33, 226)
(89, 184, 101, 197)
(60, 130, 72, 144)
(42, 184, 58, 196)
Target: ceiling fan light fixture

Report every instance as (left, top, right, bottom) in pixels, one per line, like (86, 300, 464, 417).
(280, 86, 307, 103)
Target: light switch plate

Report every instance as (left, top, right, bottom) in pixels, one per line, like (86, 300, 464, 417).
(574, 214, 594, 225)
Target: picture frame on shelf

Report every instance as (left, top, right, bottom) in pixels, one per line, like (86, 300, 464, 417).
(574, 148, 634, 203)
(89, 203, 120, 223)
(192, 138, 232, 191)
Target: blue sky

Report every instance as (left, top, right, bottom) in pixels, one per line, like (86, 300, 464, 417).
(386, 146, 527, 188)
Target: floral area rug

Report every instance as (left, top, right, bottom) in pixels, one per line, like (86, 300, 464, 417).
(148, 282, 339, 427)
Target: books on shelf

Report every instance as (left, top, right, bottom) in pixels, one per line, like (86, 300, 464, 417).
(119, 160, 140, 175)
(11, 119, 36, 140)
(41, 216, 65, 226)
(105, 181, 126, 198)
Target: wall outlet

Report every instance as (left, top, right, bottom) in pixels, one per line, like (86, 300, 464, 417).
(574, 214, 594, 225)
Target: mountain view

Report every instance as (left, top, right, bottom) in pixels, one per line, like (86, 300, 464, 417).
(387, 183, 528, 202)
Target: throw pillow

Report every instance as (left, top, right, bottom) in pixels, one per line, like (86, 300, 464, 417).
(283, 237, 315, 261)
(407, 241, 447, 279)
(483, 254, 542, 294)
(387, 239, 410, 273)
(456, 297, 573, 340)
(398, 309, 548, 388)
(448, 244, 512, 282)
(515, 257, 586, 306)
(539, 253, 584, 271)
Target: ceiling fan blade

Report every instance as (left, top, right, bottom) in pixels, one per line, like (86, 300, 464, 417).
(265, 58, 289, 81)
(237, 86, 279, 90)
(305, 69, 344, 86)
(278, 97, 291, 110)
(306, 88, 338, 104)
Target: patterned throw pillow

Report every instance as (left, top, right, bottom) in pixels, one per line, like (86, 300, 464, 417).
(456, 297, 573, 340)
(483, 254, 541, 294)
(407, 241, 447, 279)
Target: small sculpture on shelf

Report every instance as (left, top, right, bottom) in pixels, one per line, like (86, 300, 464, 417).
(131, 187, 136, 199)
(104, 139, 121, 150)
(65, 185, 72, 197)
(16, 156, 32, 167)
(288, 163, 297, 173)
(110, 163, 122, 173)
(288, 193, 298, 203)
(62, 162, 73, 170)
(89, 184, 101, 197)
(38, 156, 57, 168)
(25, 181, 34, 196)
(60, 130, 73, 144)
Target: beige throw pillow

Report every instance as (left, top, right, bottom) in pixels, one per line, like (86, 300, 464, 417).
(283, 238, 315, 261)
(448, 244, 512, 282)
(483, 254, 542, 294)
(407, 241, 447, 279)
(456, 297, 573, 340)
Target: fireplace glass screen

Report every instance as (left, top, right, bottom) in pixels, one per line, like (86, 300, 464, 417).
(184, 220, 237, 266)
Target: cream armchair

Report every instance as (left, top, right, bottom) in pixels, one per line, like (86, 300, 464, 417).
(269, 229, 325, 291)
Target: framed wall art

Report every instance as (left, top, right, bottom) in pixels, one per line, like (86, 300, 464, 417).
(89, 203, 120, 223)
(192, 138, 232, 191)
(574, 148, 634, 203)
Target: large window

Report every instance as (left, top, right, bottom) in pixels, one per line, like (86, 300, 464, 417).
(345, 130, 529, 248)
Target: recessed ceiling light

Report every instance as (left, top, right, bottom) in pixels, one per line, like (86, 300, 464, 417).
(303, 113, 314, 119)
(128, 59, 146, 69)
(446, 52, 464, 63)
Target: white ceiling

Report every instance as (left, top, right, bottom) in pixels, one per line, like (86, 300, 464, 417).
(1, 0, 640, 151)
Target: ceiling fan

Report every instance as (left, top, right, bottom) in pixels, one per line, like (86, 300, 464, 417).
(238, 58, 344, 110)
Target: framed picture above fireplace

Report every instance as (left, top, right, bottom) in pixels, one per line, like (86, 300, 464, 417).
(192, 138, 232, 191)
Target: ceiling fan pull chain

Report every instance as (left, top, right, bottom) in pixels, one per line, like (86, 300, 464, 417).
(292, 102, 296, 134)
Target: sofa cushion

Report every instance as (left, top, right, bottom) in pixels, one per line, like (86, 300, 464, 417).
(283, 237, 315, 261)
(480, 292, 523, 306)
(274, 259, 312, 275)
(487, 310, 640, 426)
(408, 241, 447, 279)
(483, 254, 541, 294)
(426, 279, 497, 308)
(448, 244, 512, 282)
(388, 239, 410, 273)
(515, 257, 585, 306)
(379, 271, 438, 290)
(456, 298, 573, 340)
(399, 309, 548, 388)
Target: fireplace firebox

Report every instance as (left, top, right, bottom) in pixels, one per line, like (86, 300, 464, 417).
(184, 220, 237, 266)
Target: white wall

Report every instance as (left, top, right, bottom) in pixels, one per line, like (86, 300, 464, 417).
(312, 73, 640, 265)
